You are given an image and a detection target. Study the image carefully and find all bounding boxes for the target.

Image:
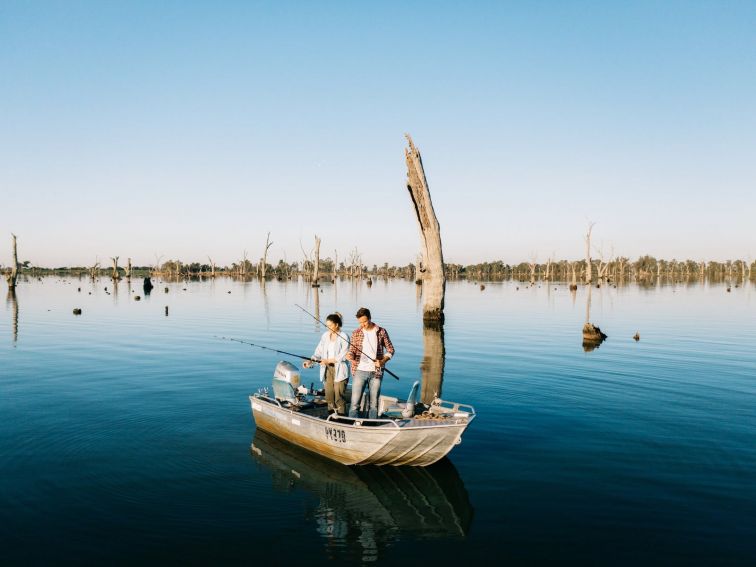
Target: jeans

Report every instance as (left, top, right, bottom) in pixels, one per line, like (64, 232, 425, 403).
(349, 369, 382, 419)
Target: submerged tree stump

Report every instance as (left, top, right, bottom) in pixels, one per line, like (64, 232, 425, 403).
(582, 322, 607, 342)
(405, 134, 445, 323)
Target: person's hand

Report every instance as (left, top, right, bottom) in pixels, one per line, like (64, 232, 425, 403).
(303, 360, 313, 369)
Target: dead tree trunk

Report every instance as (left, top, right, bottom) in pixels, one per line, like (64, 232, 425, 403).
(261, 232, 273, 279)
(6, 234, 19, 289)
(528, 260, 537, 284)
(111, 256, 120, 280)
(584, 222, 595, 285)
(125, 258, 132, 279)
(240, 251, 248, 277)
(312, 235, 321, 287)
(570, 262, 578, 291)
(405, 134, 445, 323)
(207, 256, 216, 278)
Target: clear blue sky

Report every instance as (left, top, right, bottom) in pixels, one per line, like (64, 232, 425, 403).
(1, 1, 755, 267)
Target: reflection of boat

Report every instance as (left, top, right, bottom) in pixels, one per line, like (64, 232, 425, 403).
(251, 428, 473, 560)
(249, 362, 476, 466)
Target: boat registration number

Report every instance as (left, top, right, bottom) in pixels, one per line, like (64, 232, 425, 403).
(325, 426, 346, 443)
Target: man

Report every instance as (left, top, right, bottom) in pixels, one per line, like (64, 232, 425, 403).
(347, 307, 395, 419)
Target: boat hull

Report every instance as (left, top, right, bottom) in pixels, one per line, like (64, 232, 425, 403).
(250, 395, 472, 466)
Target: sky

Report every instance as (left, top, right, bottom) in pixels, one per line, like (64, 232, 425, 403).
(1, 0, 755, 268)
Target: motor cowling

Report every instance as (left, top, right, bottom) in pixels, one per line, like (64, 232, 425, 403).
(272, 360, 301, 403)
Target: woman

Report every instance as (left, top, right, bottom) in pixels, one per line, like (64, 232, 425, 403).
(303, 312, 350, 415)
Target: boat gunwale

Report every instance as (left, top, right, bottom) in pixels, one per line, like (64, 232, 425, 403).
(249, 393, 476, 431)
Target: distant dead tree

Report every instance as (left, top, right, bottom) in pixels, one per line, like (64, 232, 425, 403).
(312, 235, 321, 287)
(240, 250, 248, 277)
(260, 232, 273, 279)
(5, 233, 19, 289)
(207, 256, 216, 278)
(153, 254, 164, 277)
(596, 246, 611, 281)
(584, 222, 595, 285)
(405, 134, 445, 324)
(528, 253, 537, 284)
(569, 261, 578, 291)
(125, 258, 132, 279)
(110, 256, 120, 280)
(347, 247, 362, 278)
(89, 258, 100, 279)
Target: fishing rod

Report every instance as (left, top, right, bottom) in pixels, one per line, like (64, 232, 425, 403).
(294, 304, 401, 381)
(215, 336, 314, 362)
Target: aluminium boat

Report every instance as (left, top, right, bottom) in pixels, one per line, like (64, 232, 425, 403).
(249, 361, 476, 466)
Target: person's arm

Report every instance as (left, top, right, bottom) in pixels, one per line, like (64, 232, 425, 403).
(377, 328, 395, 367)
(346, 330, 359, 362)
(304, 334, 325, 367)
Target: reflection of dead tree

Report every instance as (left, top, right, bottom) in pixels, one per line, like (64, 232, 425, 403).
(313, 284, 320, 323)
(260, 232, 273, 279)
(420, 321, 445, 405)
(405, 134, 445, 323)
(5, 234, 19, 289)
(7, 288, 18, 344)
(584, 222, 595, 285)
(582, 284, 607, 351)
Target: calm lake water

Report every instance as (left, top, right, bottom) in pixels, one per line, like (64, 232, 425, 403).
(2, 276, 755, 565)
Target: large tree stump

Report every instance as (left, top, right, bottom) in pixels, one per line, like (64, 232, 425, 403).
(405, 134, 445, 323)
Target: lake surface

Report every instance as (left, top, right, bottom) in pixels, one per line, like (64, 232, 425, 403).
(2, 276, 755, 565)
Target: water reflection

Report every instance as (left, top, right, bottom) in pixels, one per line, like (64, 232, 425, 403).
(420, 321, 445, 404)
(7, 288, 18, 345)
(250, 429, 473, 563)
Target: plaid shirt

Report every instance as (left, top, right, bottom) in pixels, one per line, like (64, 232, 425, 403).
(348, 324, 395, 378)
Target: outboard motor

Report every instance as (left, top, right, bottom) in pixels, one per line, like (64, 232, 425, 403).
(402, 380, 421, 418)
(272, 361, 301, 404)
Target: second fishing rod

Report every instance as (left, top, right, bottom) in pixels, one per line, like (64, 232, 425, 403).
(295, 304, 401, 381)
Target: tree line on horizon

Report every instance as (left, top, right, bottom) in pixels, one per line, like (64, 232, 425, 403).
(5, 254, 754, 284)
